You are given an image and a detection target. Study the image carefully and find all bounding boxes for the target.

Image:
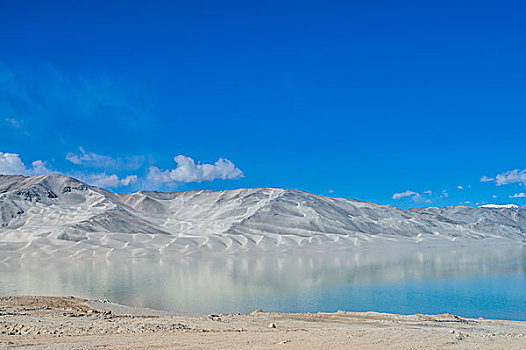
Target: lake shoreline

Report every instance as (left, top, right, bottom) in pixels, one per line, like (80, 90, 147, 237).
(1, 296, 525, 349)
(3, 245, 525, 320)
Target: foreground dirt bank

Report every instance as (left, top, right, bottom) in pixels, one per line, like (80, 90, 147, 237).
(1, 296, 525, 349)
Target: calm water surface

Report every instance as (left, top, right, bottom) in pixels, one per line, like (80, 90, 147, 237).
(1, 246, 525, 320)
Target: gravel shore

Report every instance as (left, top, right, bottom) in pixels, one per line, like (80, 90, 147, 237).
(1, 296, 525, 349)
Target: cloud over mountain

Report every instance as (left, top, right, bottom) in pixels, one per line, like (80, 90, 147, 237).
(0, 152, 52, 176)
(79, 173, 138, 188)
(66, 147, 145, 171)
(66, 147, 114, 167)
(146, 155, 244, 185)
(392, 190, 421, 200)
(1, 150, 244, 190)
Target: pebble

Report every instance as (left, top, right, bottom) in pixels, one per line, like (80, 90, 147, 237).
(269, 323, 276, 329)
(454, 332, 467, 341)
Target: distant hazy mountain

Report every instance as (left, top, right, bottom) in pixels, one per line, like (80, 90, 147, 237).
(0, 174, 524, 260)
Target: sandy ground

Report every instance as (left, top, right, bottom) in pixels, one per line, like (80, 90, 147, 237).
(1, 296, 525, 349)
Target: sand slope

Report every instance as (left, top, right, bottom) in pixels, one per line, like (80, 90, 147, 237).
(0, 174, 525, 260)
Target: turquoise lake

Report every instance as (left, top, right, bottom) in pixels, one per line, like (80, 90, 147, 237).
(1, 246, 525, 320)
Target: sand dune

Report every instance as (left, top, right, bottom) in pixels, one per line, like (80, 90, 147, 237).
(0, 174, 525, 260)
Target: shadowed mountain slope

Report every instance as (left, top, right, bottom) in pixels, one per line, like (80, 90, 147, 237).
(0, 174, 524, 259)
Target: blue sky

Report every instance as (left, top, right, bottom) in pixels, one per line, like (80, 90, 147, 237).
(1, 0, 525, 208)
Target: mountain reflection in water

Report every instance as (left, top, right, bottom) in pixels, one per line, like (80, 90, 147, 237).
(1, 246, 525, 320)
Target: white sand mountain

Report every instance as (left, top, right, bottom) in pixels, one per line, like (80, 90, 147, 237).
(0, 174, 525, 260)
(479, 204, 519, 209)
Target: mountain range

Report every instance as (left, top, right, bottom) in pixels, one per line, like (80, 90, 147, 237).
(0, 174, 525, 260)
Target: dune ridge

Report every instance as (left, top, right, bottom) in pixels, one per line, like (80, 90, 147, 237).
(0, 174, 525, 260)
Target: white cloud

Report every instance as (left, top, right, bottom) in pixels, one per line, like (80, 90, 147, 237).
(66, 147, 114, 167)
(81, 173, 137, 188)
(2, 150, 240, 190)
(457, 185, 464, 190)
(328, 189, 335, 194)
(30, 160, 53, 175)
(146, 155, 244, 185)
(85, 173, 120, 188)
(495, 169, 526, 186)
(392, 190, 421, 200)
(66, 147, 145, 170)
(0, 152, 26, 174)
(0, 151, 137, 189)
(492, 195, 497, 199)
(440, 190, 449, 198)
(121, 175, 138, 186)
(0, 152, 52, 175)
(423, 190, 432, 195)
(509, 193, 526, 198)
(480, 176, 494, 183)
(4, 118, 21, 129)
(3, 117, 31, 137)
